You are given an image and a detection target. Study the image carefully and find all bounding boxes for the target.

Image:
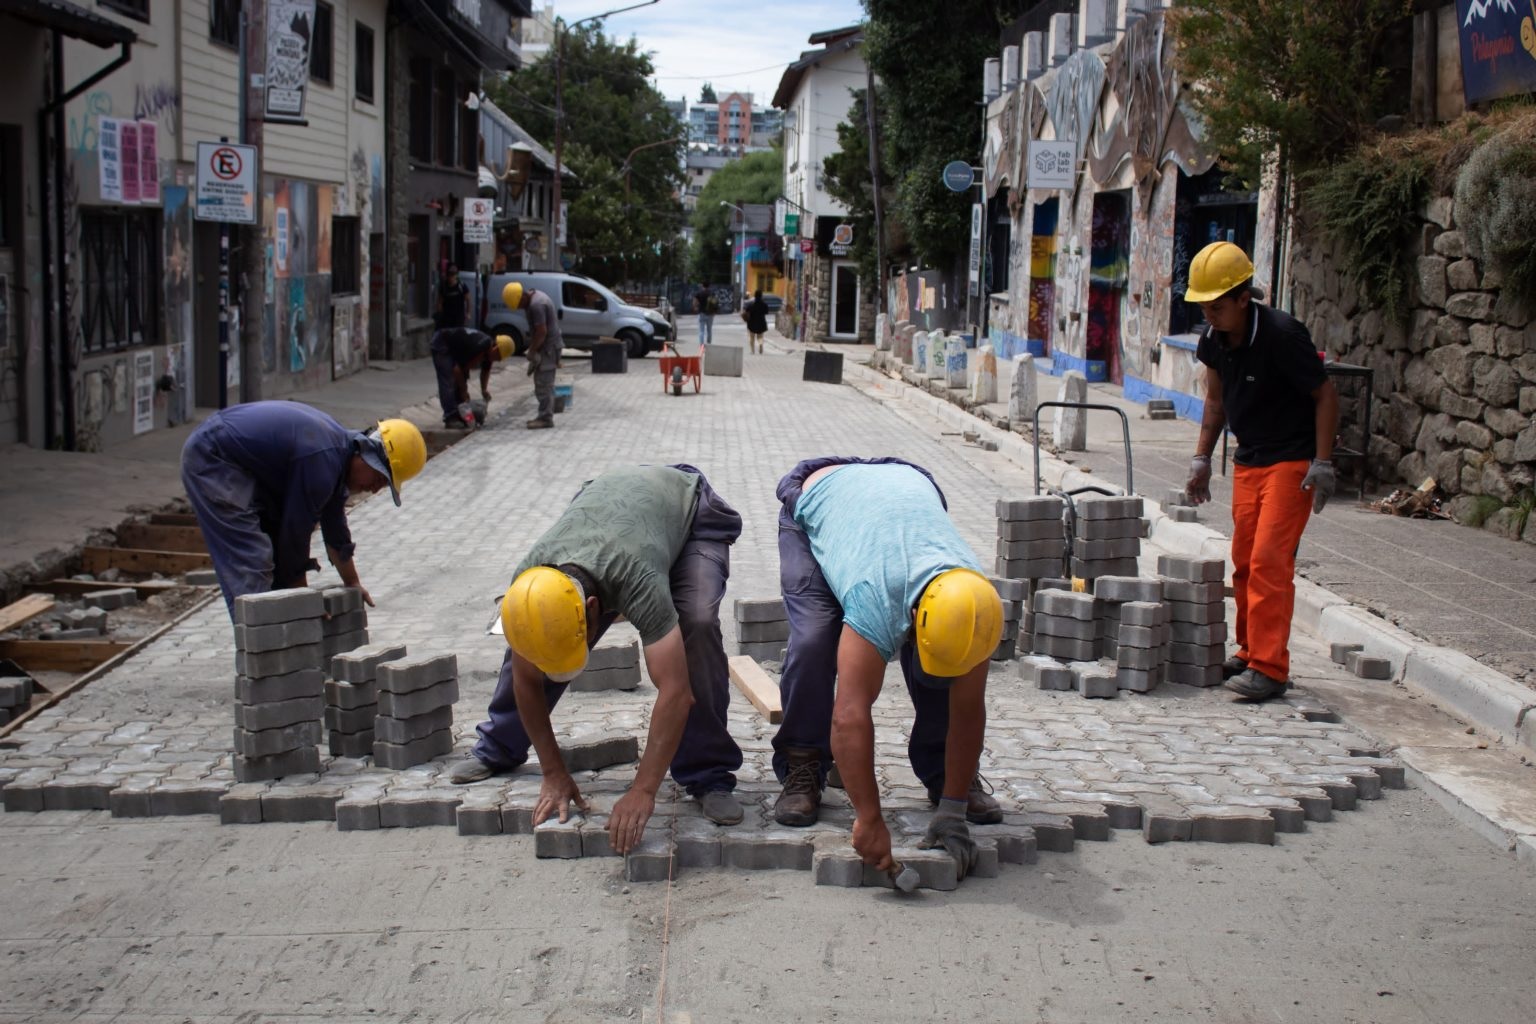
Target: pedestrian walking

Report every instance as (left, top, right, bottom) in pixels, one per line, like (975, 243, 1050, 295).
(429, 327, 513, 428)
(180, 402, 426, 617)
(743, 289, 769, 354)
(1183, 241, 1339, 702)
(449, 464, 747, 852)
(768, 457, 1004, 880)
(693, 282, 716, 345)
(502, 282, 562, 429)
(434, 263, 470, 330)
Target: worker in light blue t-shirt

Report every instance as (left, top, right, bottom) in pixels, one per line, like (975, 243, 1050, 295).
(769, 457, 1004, 881)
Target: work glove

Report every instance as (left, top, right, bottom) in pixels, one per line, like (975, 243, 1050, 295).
(920, 800, 979, 881)
(1301, 459, 1336, 514)
(1186, 455, 1213, 505)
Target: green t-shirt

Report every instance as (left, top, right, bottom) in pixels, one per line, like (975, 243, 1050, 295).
(514, 466, 701, 644)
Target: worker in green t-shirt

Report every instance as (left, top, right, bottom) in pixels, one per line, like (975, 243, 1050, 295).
(448, 465, 745, 854)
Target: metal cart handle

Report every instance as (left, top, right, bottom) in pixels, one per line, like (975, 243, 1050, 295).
(1032, 401, 1135, 496)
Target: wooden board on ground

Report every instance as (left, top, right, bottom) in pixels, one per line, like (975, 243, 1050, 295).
(81, 546, 212, 575)
(0, 639, 136, 674)
(29, 578, 185, 598)
(116, 523, 209, 554)
(727, 655, 782, 724)
(0, 594, 55, 634)
(149, 513, 199, 527)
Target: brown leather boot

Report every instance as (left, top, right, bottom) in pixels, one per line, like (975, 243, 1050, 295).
(774, 746, 823, 827)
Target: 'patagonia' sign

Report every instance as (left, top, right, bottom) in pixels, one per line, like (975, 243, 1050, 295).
(1456, 0, 1536, 105)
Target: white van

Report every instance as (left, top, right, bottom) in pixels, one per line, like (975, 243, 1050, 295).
(470, 272, 672, 358)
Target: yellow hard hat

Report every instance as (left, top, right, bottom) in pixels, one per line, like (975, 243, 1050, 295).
(913, 568, 1003, 678)
(502, 281, 524, 309)
(495, 334, 514, 361)
(1184, 241, 1255, 303)
(373, 418, 426, 506)
(501, 566, 589, 679)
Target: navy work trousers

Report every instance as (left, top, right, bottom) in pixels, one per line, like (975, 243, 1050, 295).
(429, 333, 462, 425)
(181, 423, 277, 616)
(472, 468, 744, 796)
(768, 456, 953, 791)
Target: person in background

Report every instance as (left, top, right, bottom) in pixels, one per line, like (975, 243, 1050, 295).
(435, 263, 470, 330)
(504, 282, 563, 430)
(693, 282, 716, 345)
(743, 290, 769, 354)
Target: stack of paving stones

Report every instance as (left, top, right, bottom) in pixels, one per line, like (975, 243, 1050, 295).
(373, 654, 458, 769)
(988, 577, 1027, 661)
(1070, 495, 1143, 581)
(232, 588, 327, 782)
(319, 586, 369, 658)
(1095, 577, 1168, 693)
(1157, 556, 1227, 687)
(1163, 488, 1198, 523)
(568, 639, 641, 692)
(994, 495, 1066, 581)
(0, 672, 32, 726)
(734, 598, 788, 661)
(325, 642, 407, 757)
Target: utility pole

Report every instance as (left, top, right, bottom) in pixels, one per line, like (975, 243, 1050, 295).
(238, 2, 267, 404)
(864, 62, 885, 316)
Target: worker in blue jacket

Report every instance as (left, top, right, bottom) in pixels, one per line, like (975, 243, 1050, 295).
(180, 402, 427, 615)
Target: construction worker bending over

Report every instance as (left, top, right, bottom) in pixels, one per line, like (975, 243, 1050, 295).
(1184, 241, 1339, 702)
(502, 281, 562, 430)
(449, 465, 746, 854)
(769, 457, 1003, 879)
(180, 401, 426, 616)
(430, 327, 513, 428)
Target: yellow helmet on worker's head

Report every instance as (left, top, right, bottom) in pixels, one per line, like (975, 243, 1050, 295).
(502, 281, 525, 309)
(495, 334, 514, 361)
(358, 418, 426, 506)
(1184, 241, 1255, 303)
(501, 566, 589, 680)
(913, 568, 1003, 680)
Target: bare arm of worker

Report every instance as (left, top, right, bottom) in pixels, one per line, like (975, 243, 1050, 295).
(324, 545, 374, 607)
(1312, 378, 1339, 462)
(479, 360, 493, 400)
(1195, 365, 1226, 457)
(513, 650, 589, 826)
(940, 662, 988, 801)
(829, 627, 894, 872)
(604, 626, 695, 854)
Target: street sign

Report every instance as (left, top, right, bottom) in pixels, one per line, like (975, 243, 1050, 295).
(968, 203, 983, 291)
(463, 197, 494, 243)
(1027, 140, 1076, 190)
(830, 223, 853, 256)
(194, 141, 257, 223)
(942, 160, 975, 193)
(799, 239, 814, 254)
(785, 212, 800, 237)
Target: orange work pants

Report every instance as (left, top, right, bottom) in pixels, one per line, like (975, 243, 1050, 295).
(1230, 460, 1313, 681)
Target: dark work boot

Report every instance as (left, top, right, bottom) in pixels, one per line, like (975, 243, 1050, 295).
(773, 746, 823, 827)
(1221, 655, 1249, 680)
(1225, 667, 1290, 702)
(927, 774, 1004, 825)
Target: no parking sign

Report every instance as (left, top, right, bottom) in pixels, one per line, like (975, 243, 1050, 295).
(195, 141, 257, 224)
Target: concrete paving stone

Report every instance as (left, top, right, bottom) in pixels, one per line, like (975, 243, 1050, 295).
(372, 728, 454, 770)
(0, 677, 31, 707)
(41, 627, 103, 640)
(1033, 614, 1098, 642)
(375, 705, 455, 745)
(1034, 634, 1099, 663)
(1165, 601, 1226, 625)
(1, 769, 55, 811)
(1160, 579, 1225, 603)
(996, 557, 1066, 579)
(996, 496, 1064, 521)
(721, 831, 814, 871)
(1250, 786, 1334, 822)
(1143, 809, 1193, 843)
(235, 642, 326, 679)
(735, 640, 787, 661)
(1188, 807, 1278, 844)
(998, 537, 1069, 560)
(1272, 773, 1359, 811)
(1329, 642, 1365, 665)
(1035, 578, 1075, 593)
(1169, 506, 1198, 522)
(1116, 646, 1163, 671)
(987, 576, 1029, 601)
(560, 734, 640, 773)
(534, 817, 586, 858)
(218, 784, 269, 824)
(733, 598, 786, 623)
(1220, 796, 1308, 833)
(866, 848, 958, 891)
(455, 797, 505, 835)
(968, 838, 1002, 878)
(1156, 556, 1226, 583)
(235, 668, 324, 705)
(1076, 517, 1143, 540)
(1345, 652, 1393, 679)
(233, 588, 325, 626)
(1074, 496, 1143, 520)
(335, 793, 382, 831)
(324, 679, 378, 710)
(232, 745, 321, 783)
(149, 780, 226, 816)
(625, 836, 678, 882)
(1324, 755, 1406, 789)
(261, 786, 341, 822)
(41, 778, 113, 811)
(501, 803, 535, 835)
(737, 619, 791, 643)
(61, 606, 110, 632)
(232, 618, 324, 654)
(812, 844, 864, 887)
(375, 679, 459, 719)
(1165, 662, 1224, 687)
(83, 587, 138, 610)
(322, 629, 370, 658)
(330, 642, 409, 683)
(971, 824, 1039, 863)
(1071, 663, 1118, 699)
(1167, 642, 1224, 667)
(327, 730, 375, 758)
(236, 695, 324, 733)
(323, 703, 378, 733)
(585, 640, 640, 671)
(1116, 667, 1159, 693)
(1025, 803, 1112, 841)
(1115, 624, 1161, 648)
(1018, 655, 1072, 691)
(322, 609, 368, 636)
(377, 653, 458, 695)
(580, 816, 621, 858)
(1119, 601, 1166, 627)
(568, 666, 642, 692)
(1032, 590, 1099, 620)
(1093, 576, 1163, 603)
(1072, 557, 1141, 579)
(378, 789, 462, 827)
(1073, 537, 1142, 561)
(108, 782, 157, 818)
(183, 568, 219, 586)
(1169, 621, 1228, 645)
(996, 518, 1063, 542)
(232, 721, 322, 758)
(319, 586, 365, 617)
(670, 817, 725, 867)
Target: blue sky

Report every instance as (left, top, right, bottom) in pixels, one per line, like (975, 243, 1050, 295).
(554, 0, 867, 110)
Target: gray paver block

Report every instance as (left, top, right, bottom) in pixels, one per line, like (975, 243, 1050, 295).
(324, 679, 378, 710)
(1032, 614, 1098, 642)
(379, 790, 462, 828)
(150, 781, 226, 816)
(534, 818, 585, 858)
(1076, 516, 1143, 540)
(235, 642, 326, 680)
(1031, 590, 1098, 620)
(1118, 601, 1166, 627)
(322, 609, 368, 636)
(235, 669, 324, 705)
(1169, 621, 1228, 645)
(733, 598, 786, 623)
(1093, 576, 1163, 603)
(1073, 496, 1143, 520)
(813, 845, 864, 887)
(184, 568, 220, 586)
(320, 586, 365, 616)
(235, 695, 324, 732)
(996, 518, 1063, 542)
(1161, 579, 1225, 603)
(969, 838, 1001, 878)
(1073, 537, 1142, 561)
(219, 784, 269, 824)
(1115, 666, 1159, 692)
(625, 836, 678, 882)
(1071, 557, 1141, 579)
(1072, 664, 1118, 699)
(456, 801, 504, 836)
(42, 779, 113, 811)
(1115, 625, 1160, 649)
(323, 703, 378, 734)
(328, 730, 375, 758)
(1169, 506, 1198, 522)
(502, 804, 535, 835)
(233, 588, 325, 626)
(83, 587, 138, 610)
(1165, 601, 1226, 625)
(261, 787, 341, 822)
(972, 825, 1039, 864)
(1155, 556, 1226, 583)
(374, 705, 454, 745)
(1189, 809, 1277, 845)
(1144, 810, 1193, 843)
(1, 772, 49, 812)
(372, 728, 454, 769)
(232, 721, 322, 758)
(568, 666, 642, 692)
(561, 734, 640, 773)
(721, 831, 814, 871)
(996, 557, 1065, 580)
(1019, 655, 1072, 691)
(581, 818, 619, 858)
(996, 496, 1064, 521)
(330, 642, 409, 683)
(233, 745, 321, 783)
(336, 794, 382, 831)
(108, 785, 155, 818)
(1165, 661, 1223, 687)
(1168, 642, 1223, 667)
(41, 627, 102, 641)
(987, 576, 1028, 601)
(233, 618, 324, 654)
(738, 619, 791, 643)
(322, 629, 370, 658)
(1345, 651, 1392, 679)
(585, 640, 640, 670)
(864, 848, 957, 891)
(1034, 634, 1098, 663)
(376, 679, 458, 719)
(0, 677, 32, 707)
(671, 817, 724, 867)
(998, 537, 1069, 560)
(376, 654, 458, 695)
(1330, 642, 1365, 665)
(735, 640, 787, 661)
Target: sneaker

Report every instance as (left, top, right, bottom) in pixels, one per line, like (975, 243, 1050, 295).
(1221, 655, 1249, 680)
(525, 418, 553, 430)
(927, 773, 1004, 825)
(699, 790, 744, 826)
(447, 756, 496, 784)
(1224, 667, 1290, 702)
(773, 746, 823, 827)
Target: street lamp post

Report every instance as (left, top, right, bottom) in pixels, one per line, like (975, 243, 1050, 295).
(719, 200, 746, 312)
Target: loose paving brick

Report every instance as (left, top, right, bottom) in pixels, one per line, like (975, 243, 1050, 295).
(235, 643, 326, 679)
(374, 706, 454, 745)
(722, 831, 814, 871)
(324, 703, 378, 734)
(568, 665, 643, 692)
(233, 619, 324, 654)
(625, 836, 677, 882)
(813, 844, 864, 887)
(261, 786, 341, 822)
(336, 791, 383, 831)
(235, 695, 324, 732)
(1093, 576, 1163, 603)
(376, 680, 459, 719)
(996, 496, 1064, 521)
(456, 796, 505, 836)
(328, 730, 375, 758)
(1330, 642, 1365, 665)
(372, 729, 454, 770)
(585, 640, 640, 671)
(233, 745, 321, 783)
(379, 790, 461, 827)
(232, 721, 322, 758)
(235, 669, 324, 705)
(561, 734, 640, 772)
(331, 643, 409, 683)
(150, 781, 226, 816)
(234, 588, 325, 626)
(1346, 652, 1393, 679)
(323, 630, 370, 658)
(997, 519, 1064, 542)
(320, 587, 365, 617)
(219, 784, 268, 824)
(732, 598, 786, 623)
(738, 619, 791, 643)
(376, 654, 458, 695)
(1156, 556, 1226, 583)
(323, 609, 368, 635)
(84, 587, 138, 611)
(535, 817, 586, 858)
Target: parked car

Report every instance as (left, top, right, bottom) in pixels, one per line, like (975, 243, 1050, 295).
(762, 294, 784, 312)
(467, 272, 671, 358)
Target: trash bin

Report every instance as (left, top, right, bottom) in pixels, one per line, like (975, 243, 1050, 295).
(803, 350, 844, 384)
(591, 340, 628, 374)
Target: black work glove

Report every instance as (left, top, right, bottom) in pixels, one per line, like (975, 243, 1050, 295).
(920, 808, 979, 881)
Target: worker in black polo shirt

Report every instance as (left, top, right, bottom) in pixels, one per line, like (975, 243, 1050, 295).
(429, 327, 513, 428)
(1183, 242, 1340, 702)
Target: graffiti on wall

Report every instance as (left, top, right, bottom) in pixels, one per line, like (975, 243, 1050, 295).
(1046, 50, 1106, 180)
(133, 82, 181, 135)
(162, 186, 193, 424)
(68, 91, 113, 155)
(265, 179, 336, 385)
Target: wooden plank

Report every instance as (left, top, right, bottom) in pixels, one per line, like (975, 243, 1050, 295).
(116, 523, 209, 554)
(727, 655, 783, 724)
(0, 640, 136, 674)
(0, 594, 55, 634)
(80, 546, 212, 575)
(149, 512, 200, 527)
(28, 578, 186, 598)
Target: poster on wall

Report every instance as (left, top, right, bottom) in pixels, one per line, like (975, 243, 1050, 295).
(1455, 0, 1536, 105)
(120, 121, 142, 204)
(264, 0, 318, 122)
(139, 122, 160, 205)
(132, 351, 154, 435)
(99, 118, 123, 203)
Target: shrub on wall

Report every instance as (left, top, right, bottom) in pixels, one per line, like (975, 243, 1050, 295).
(1454, 119, 1536, 316)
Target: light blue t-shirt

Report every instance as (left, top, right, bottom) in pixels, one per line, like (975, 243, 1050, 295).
(793, 463, 982, 661)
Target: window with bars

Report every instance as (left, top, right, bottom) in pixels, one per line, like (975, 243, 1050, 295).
(355, 22, 375, 103)
(209, 0, 240, 48)
(79, 208, 162, 354)
(332, 216, 360, 295)
(310, 3, 334, 85)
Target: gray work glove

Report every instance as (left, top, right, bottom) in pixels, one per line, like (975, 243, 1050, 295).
(1186, 455, 1213, 505)
(1301, 459, 1336, 514)
(920, 800, 979, 881)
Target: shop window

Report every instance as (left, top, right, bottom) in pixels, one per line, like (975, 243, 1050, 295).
(310, 3, 334, 85)
(79, 208, 162, 353)
(332, 216, 360, 295)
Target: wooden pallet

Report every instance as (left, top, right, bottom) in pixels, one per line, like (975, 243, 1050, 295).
(116, 523, 209, 554)
(80, 546, 212, 575)
(28, 578, 188, 598)
(0, 593, 55, 634)
(0, 639, 136, 674)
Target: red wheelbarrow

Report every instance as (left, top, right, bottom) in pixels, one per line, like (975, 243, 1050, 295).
(657, 344, 702, 396)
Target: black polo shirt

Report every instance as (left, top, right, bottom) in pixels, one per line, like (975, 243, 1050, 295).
(1196, 302, 1325, 467)
(436, 328, 495, 370)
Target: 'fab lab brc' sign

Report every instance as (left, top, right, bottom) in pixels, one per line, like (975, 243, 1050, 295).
(1455, 0, 1536, 105)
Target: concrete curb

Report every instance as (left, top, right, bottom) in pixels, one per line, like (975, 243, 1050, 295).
(845, 353, 1536, 759)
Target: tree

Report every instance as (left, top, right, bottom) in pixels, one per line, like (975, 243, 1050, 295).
(686, 148, 782, 284)
(821, 87, 881, 287)
(699, 83, 717, 103)
(487, 25, 684, 284)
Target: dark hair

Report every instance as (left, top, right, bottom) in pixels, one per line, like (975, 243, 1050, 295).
(753, 290, 762, 299)
(446, 263, 459, 275)
(1217, 278, 1253, 304)
(556, 563, 600, 614)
